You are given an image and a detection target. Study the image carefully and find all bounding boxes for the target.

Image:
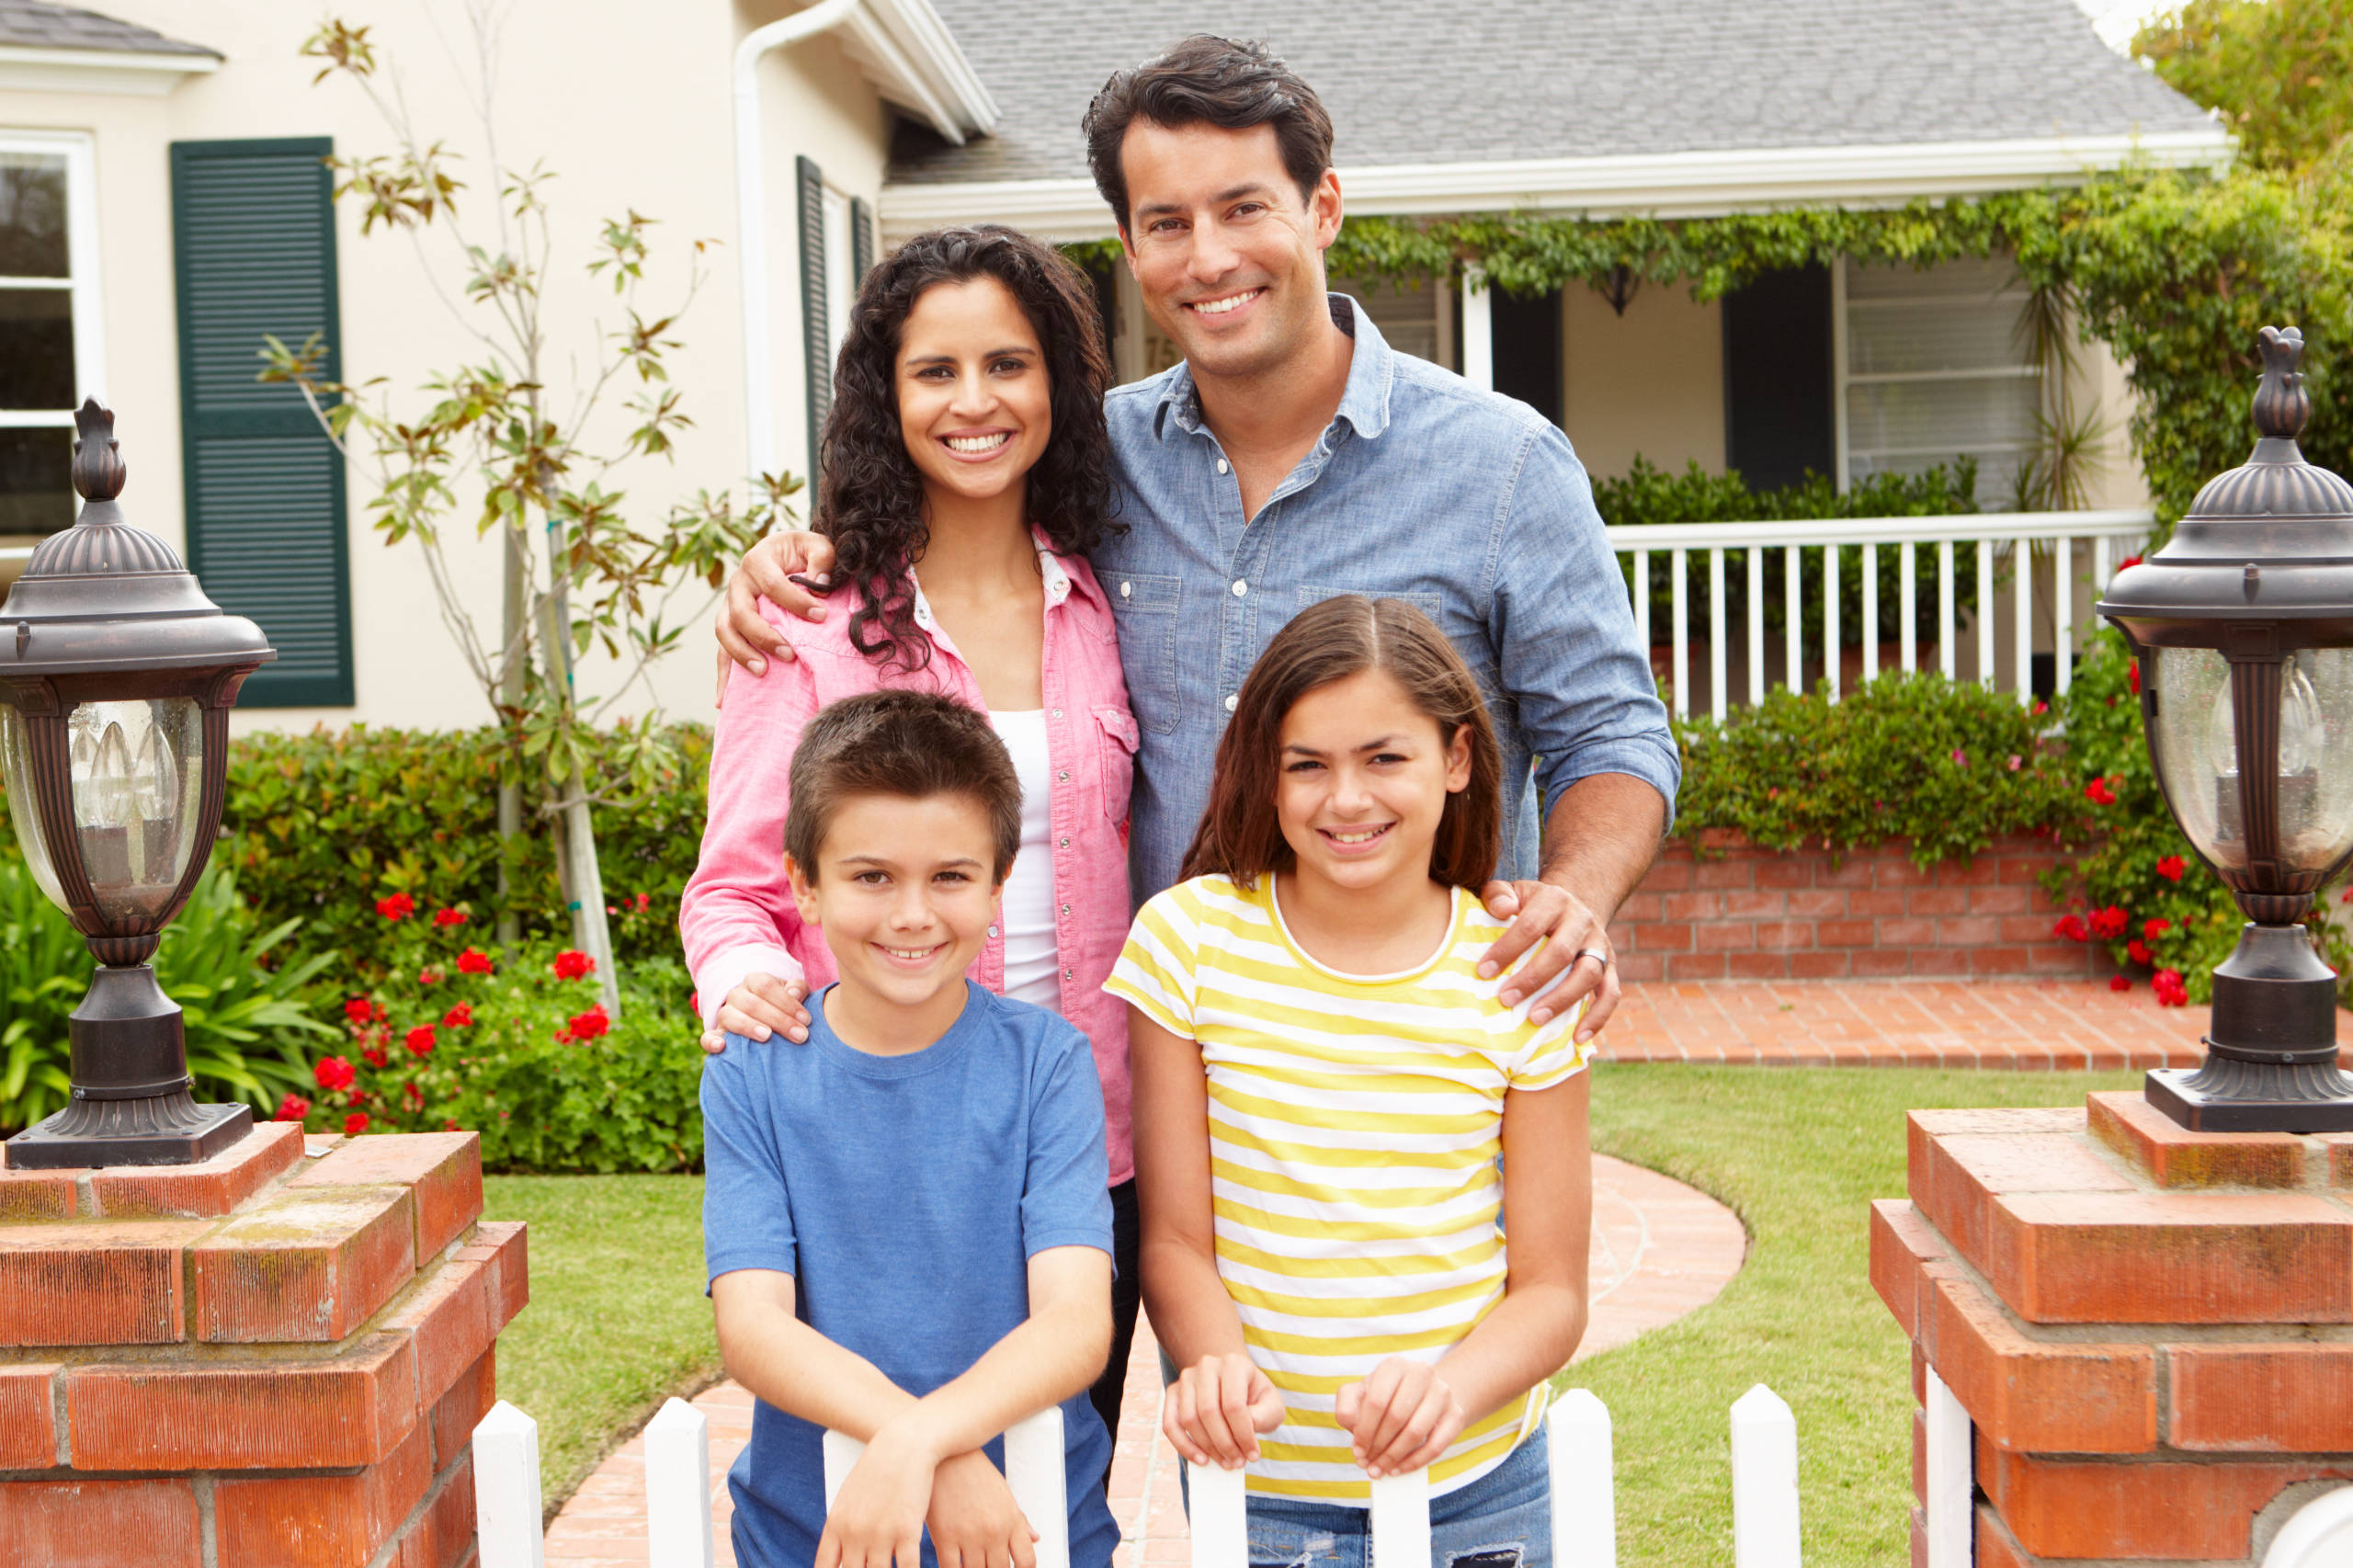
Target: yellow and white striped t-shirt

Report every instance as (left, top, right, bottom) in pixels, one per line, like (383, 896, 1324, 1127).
(1105, 873, 1590, 1504)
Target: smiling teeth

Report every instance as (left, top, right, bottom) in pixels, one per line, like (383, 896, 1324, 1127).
(946, 433, 1008, 453)
(882, 946, 938, 960)
(1194, 290, 1260, 315)
(1328, 827, 1386, 844)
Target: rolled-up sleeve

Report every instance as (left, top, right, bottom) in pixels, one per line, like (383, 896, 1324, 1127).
(1490, 423, 1681, 831)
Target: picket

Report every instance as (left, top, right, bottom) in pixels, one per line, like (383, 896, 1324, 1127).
(1730, 1384, 1802, 1568)
(474, 1401, 546, 1568)
(824, 1408, 1070, 1568)
(1550, 1389, 1618, 1568)
(645, 1396, 716, 1568)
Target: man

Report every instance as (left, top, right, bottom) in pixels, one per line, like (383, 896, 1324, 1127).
(709, 35, 1677, 1050)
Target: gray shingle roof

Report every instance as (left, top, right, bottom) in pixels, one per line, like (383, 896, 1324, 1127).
(0, 0, 215, 56)
(891, 0, 2217, 185)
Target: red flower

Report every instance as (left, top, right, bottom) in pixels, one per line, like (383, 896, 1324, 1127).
(2119, 554, 2143, 573)
(441, 1002, 473, 1029)
(418, 967, 444, 986)
(688, 991, 699, 1018)
(404, 1025, 437, 1058)
(343, 997, 374, 1028)
(314, 1055, 356, 1092)
(2089, 905, 2129, 940)
(2143, 917, 2172, 943)
(551, 949, 597, 981)
(2109, 974, 2131, 992)
(343, 1111, 370, 1136)
(2031, 699, 2049, 716)
(2156, 856, 2188, 883)
(2128, 938, 2153, 965)
(433, 908, 468, 928)
(361, 1046, 389, 1070)
(564, 1005, 611, 1040)
(375, 892, 415, 922)
(2129, 662, 2142, 696)
(2154, 968, 2189, 1007)
(634, 892, 652, 912)
(370, 1001, 388, 1022)
(274, 1093, 310, 1122)
(457, 948, 494, 976)
(2085, 777, 2118, 807)
(444, 1118, 461, 1132)
(403, 1081, 425, 1111)
(2053, 915, 2089, 942)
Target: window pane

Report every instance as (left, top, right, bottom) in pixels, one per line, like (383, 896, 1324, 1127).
(0, 153, 68, 278)
(1336, 273, 1444, 365)
(1850, 300, 2032, 376)
(0, 427, 72, 534)
(1847, 374, 2039, 456)
(1845, 254, 2021, 302)
(0, 289, 73, 409)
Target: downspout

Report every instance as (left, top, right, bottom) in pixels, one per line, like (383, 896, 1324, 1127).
(734, 0, 861, 480)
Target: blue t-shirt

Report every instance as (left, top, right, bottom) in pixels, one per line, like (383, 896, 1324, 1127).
(702, 982, 1119, 1568)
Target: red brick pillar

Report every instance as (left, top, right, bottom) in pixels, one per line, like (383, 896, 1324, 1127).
(0, 1125, 527, 1568)
(1874, 1094, 2353, 1564)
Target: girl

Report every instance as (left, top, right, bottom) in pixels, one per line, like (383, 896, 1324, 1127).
(1107, 595, 1591, 1568)
(682, 224, 1143, 1437)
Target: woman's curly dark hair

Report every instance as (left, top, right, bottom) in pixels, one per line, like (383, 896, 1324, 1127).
(817, 224, 1119, 671)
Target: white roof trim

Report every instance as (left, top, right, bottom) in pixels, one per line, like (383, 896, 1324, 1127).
(838, 0, 995, 143)
(0, 43, 217, 97)
(880, 128, 2235, 244)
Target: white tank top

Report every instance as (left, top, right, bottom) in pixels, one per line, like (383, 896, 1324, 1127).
(987, 710, 1062, 1009)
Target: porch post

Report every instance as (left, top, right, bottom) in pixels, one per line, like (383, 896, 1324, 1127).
(1461, 265, 1493, 392)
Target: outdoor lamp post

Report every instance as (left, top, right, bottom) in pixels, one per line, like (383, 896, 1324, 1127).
(2099, 325, 2353, 1132)
(0, 401, 274, 1167)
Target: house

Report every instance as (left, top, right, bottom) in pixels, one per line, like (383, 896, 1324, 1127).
(0, 0, 2225, 732)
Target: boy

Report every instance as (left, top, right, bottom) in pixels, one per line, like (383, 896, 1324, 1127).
(702, 690, 1120, 1568)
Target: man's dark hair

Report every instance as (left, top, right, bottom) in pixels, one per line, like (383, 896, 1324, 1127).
(784, 691, 1021, 883)
(1082, 35, 1334, 233)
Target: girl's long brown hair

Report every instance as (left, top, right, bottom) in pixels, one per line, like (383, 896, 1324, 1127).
(1178, 596, 1502, 892)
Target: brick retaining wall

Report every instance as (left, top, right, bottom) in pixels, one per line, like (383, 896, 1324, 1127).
(1608, 832, 2104, 983)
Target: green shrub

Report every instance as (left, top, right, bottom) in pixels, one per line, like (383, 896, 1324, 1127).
(0, 860, 338, 1136)
(287, 903, 703, 1173)
(1671, 671, 2086, 869)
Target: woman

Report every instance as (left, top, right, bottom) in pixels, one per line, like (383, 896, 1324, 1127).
(680, 224, 1142, 1438)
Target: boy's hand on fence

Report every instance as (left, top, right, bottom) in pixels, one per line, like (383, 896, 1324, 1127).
(699, 974, 813, 1053)
(926, 1449, 1039, 1568)
(817, 1427, 937, 1568)
(1165, 1352, 1284, 1471)
(1336, 1358, 1465, 1479)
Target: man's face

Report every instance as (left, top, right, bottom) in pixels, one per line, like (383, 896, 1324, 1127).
(1118, 120, 1343, 384)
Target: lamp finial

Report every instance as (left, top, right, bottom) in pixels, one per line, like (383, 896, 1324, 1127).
(71, 398, 126, 504)
(2254, 325, 2310, 444)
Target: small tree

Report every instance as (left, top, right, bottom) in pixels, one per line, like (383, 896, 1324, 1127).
(265, 11, 793, 1014)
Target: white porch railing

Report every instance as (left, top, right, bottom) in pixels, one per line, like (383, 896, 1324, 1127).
(1609, 509, 2155, 722)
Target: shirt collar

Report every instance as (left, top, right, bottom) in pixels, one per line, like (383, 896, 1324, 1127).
(909, 535, 1071, 633)
(1152, 291, 1396, 442)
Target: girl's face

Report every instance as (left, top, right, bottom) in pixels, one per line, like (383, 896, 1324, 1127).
(1275, 668, 1472, 893)
(895, 276, 1053, 511)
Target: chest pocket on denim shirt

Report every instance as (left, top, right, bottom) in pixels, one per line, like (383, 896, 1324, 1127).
(1108, 572, 1181, 735)
(1094, 706, 1138, 824)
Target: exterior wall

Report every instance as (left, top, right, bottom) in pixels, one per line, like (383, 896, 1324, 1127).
(1560, 278, 1725, 482)
(0, 0, 895, 734)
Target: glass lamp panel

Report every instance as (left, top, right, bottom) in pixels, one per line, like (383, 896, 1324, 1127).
(2151, 647, 2241, 869)
(0, 702, 70, 911)
(2279, 647, 2353, 875)
(66, 697, 203, 926)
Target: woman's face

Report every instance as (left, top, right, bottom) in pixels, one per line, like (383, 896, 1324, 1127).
(895, 276, 1053, 512)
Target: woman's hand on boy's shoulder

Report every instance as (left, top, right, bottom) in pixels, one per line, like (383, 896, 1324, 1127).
(699, 974, 813, 1054)
(927, 1449, 1040, 1568)
(1164, 1352, 1284, 1471)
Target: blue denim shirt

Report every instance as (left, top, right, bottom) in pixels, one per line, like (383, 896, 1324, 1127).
(1094, 295, 1678, 905)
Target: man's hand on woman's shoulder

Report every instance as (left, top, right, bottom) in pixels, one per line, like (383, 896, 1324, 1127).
(699, 973, 814, 1054)
(713, 531, 840, 701)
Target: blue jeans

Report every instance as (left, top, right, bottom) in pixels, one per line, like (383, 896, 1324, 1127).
(1240, 1427, 1552, 1568)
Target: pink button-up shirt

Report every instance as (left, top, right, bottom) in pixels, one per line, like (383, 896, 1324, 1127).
(679, 543, 1139, 1186)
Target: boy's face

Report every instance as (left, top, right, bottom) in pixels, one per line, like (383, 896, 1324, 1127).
(788, 791, 1003, 1015)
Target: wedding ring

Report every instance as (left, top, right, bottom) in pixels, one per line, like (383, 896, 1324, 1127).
(1572, 948, 1610, 969)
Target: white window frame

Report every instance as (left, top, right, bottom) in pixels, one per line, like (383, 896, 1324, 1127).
(1833, 253, 2039, 494)
(821, 182, 854, 368)
(0, 127, 105, 440)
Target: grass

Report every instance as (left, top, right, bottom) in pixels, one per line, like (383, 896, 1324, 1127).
(483, 1063, 2143, 1557)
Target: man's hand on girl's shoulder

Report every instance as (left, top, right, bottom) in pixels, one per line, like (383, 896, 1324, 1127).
(1477, 878, 1619, 1043)
(1163, 1352, 1284, 1471)
(699, 974, 814, 1054)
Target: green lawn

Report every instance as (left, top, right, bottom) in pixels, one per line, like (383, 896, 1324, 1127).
(483, 1064, 2142, 1558)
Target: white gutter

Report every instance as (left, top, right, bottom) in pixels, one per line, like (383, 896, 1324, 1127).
(0, 45, 220, 97)
(881, 129, 2236, 244)
(734, 0, 861, 481)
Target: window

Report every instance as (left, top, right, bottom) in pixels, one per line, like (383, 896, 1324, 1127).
(1838, 255, 2040, 497)
(0, 131, 101, 540)
(793, 156, 874, 483)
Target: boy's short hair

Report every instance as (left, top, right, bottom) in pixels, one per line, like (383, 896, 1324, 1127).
(784, 691, 1022, 882)
(1082, 35, 1335, 233)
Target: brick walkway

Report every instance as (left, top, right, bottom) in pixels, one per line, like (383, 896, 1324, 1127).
(1594, 978, 2352, 1070)
(542, 1155, 1745, 1564)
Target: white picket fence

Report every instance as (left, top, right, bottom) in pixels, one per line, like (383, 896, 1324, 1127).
(472, 1381, 1825, 1568)
(1612, 509, 2154, 722)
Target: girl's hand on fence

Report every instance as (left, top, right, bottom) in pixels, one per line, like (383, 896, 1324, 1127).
(816, 1428, 936, 1568)
(1165, 1352, 1284, 1470)
(1336, 1358, 1465, 1478)
(699, 974, 813, 1053)
(926, 1449, 1039, 1568)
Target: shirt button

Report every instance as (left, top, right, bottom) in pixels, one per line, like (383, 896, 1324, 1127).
(1058, 769, 1070, 782)
(1216, 459, 1230, 474)
(1064, 968, 1074, 981)
(1060, 836, 1070, 848)
(1231, 579, 1247, 597)
(1051, 708, 1062, 719)
(1224, 693, 1238, 713)
(988, 925, 999, 937)
(1061, 903, 1071, 915)
(1120, 581, 1131, 598)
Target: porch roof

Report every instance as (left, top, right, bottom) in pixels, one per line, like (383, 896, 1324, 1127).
(0, 0, 214, 56)
(881, 0, 2228, 240)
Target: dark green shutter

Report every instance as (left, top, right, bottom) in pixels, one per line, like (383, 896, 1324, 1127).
(796, 155, 828, 483)
(1722, 265, 1835, 493)
(170, 138, 352, 708)
(850, 197, 875, 287)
